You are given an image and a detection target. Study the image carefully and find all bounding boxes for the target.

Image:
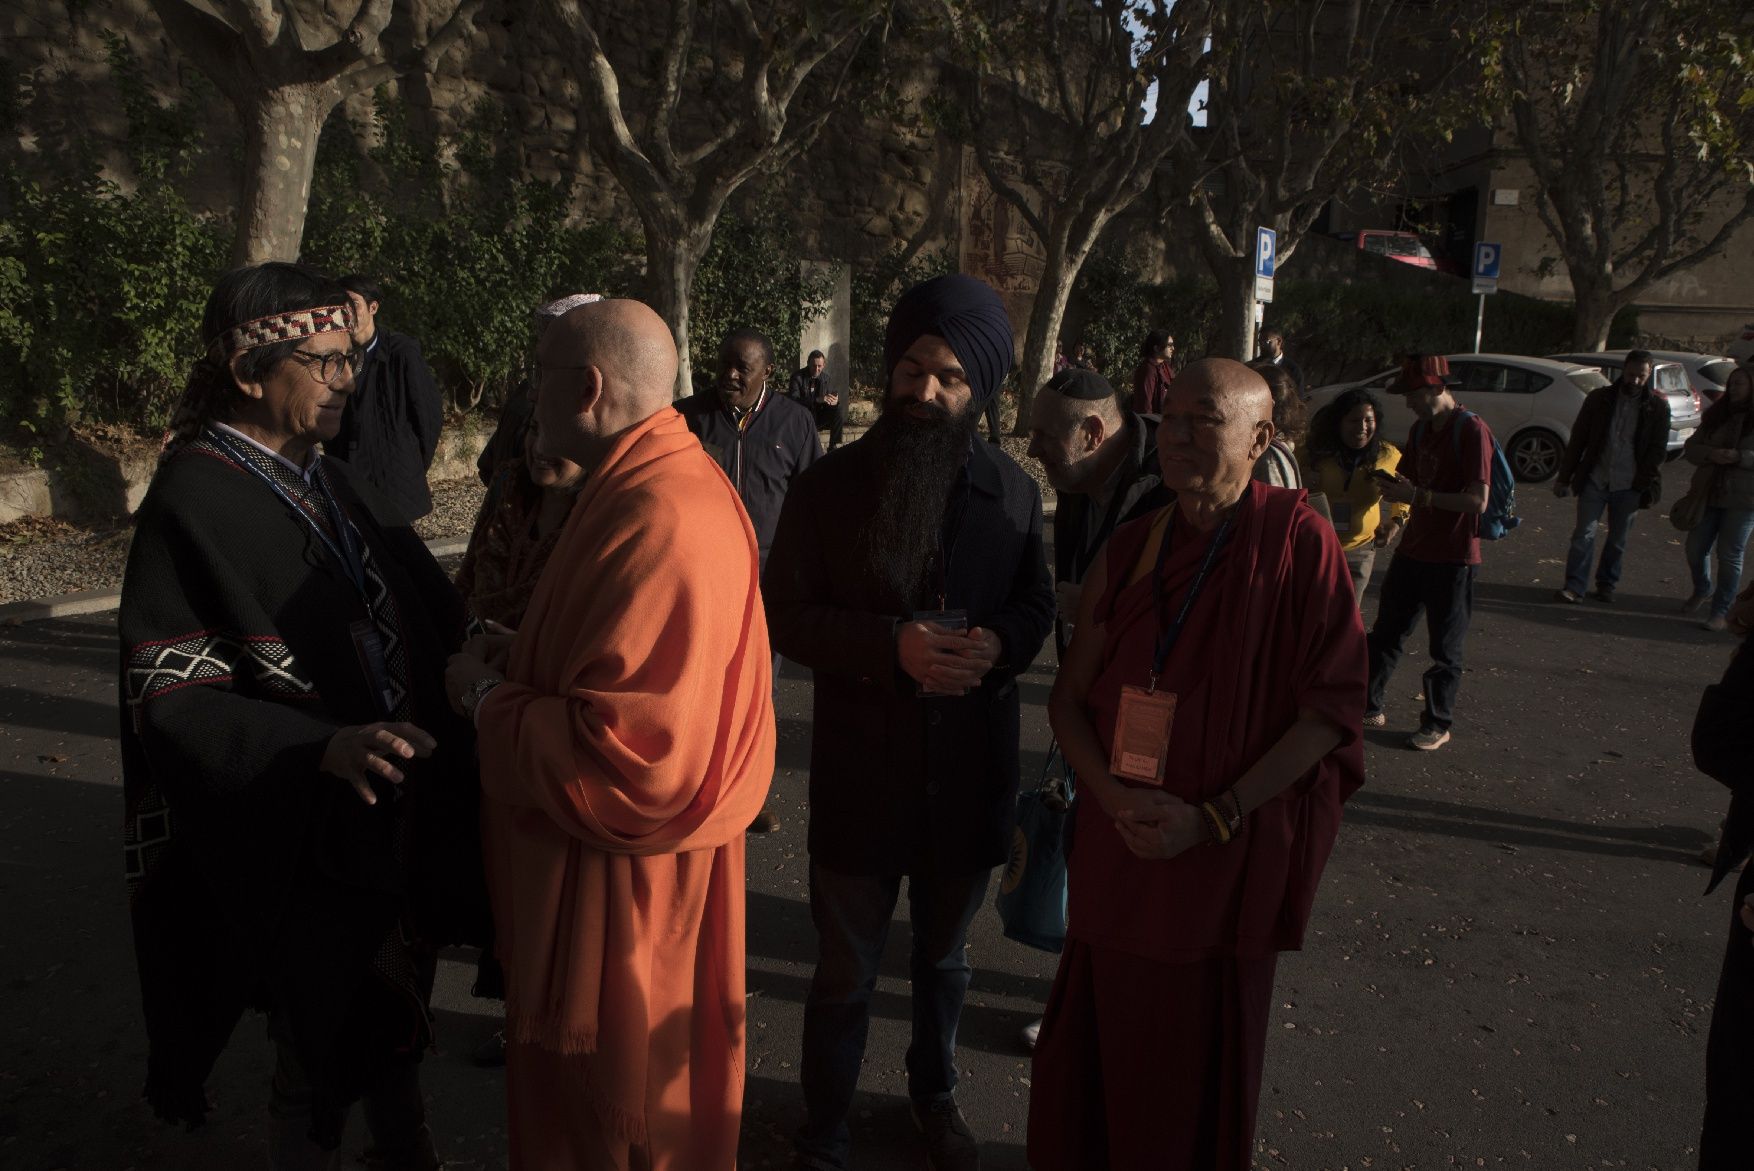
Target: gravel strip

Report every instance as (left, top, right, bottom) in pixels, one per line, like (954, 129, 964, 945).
(0, 432, 1049, 607)
(0, 478, 491, 606)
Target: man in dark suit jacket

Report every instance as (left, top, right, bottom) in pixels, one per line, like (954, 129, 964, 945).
(1258, 328, 1305, 397)
(329, 276, 443, 523)
(766, 275, 1054, 1171)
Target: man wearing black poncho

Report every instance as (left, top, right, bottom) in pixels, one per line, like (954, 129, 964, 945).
(118, 263, 486, 1170)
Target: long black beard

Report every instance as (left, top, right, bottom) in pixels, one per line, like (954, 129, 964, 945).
(855, 396, 981, 610)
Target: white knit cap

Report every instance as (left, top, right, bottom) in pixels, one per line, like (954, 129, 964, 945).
(535, 293, 606, 319)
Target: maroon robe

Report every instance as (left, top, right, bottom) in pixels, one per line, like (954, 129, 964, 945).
(1028, 481, 1366, 1170)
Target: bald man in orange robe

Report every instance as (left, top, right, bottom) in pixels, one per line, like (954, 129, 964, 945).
(446, 299, 775, 1170)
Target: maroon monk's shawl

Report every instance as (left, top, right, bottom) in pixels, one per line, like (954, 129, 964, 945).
(1068, 480, 1367, 964)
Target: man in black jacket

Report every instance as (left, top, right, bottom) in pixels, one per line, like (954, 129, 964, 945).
(328, 276, 444, 523)
(678, 327, 820, 834)
(1553, 350, 1671, 604)
(1025, 367, 1172, 658)
(767, 275, 1054, 1171)
(789, 348, 847, 450)
(678, 327, 821, 568)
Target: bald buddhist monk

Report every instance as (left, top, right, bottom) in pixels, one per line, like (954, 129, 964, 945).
(444, 299, 775, 1171)
(1026, 359, 1366, 1170)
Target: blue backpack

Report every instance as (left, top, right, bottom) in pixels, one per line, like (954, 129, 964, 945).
(1409, 409, 1521, 541)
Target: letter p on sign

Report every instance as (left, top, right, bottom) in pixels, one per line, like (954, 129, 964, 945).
(1255, 227, 1277, 279)
(1473, 242, 1501, 280)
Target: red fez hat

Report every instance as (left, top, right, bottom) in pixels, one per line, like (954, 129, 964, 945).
(1388, 353, 1456, 394)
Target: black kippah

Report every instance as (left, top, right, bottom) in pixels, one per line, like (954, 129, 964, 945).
(1046, 368, 1115, 402)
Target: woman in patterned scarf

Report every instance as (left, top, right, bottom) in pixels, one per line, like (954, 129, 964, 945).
(456, 417, 586, 630)
(118, 262, 486, 1170)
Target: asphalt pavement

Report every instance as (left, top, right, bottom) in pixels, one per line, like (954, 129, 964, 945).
(0, 484, 1741, 1170)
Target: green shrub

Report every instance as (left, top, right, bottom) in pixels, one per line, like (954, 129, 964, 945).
(686, 182, 835, 395)
(1074, 245, 1219, 381)
(1268, 281, 1638, 385)
(1074, 242, 1640, 389)
(303, 95, 641, 411)
(0, 36, 227, 437)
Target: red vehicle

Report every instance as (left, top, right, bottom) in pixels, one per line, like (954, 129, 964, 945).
(1335, 229, 1450, 272)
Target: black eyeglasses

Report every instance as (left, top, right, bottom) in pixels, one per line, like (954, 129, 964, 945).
(286, 348, 362, 384)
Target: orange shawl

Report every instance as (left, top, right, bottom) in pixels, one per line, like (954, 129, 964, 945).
(476, 407, 774, 1161)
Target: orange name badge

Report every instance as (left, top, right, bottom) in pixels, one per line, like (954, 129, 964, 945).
(1110, 684, 1178, 785)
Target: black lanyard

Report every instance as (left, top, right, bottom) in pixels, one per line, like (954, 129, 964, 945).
(211, 432, 371, 603)
(1148, 508, 1235, 690)
(929, 461, 973, 610)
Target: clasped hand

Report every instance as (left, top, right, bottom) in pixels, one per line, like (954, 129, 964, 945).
(1106, 784, 1206, 861)
(443, 620, 514, 717)
(897, 621, 1001, 696)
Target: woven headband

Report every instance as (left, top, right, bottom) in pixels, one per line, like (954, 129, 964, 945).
(218, 304, 355, 356)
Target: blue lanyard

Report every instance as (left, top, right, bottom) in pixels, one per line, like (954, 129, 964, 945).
(1149, 508, 1235, 690)
(210, 432, 371, 603)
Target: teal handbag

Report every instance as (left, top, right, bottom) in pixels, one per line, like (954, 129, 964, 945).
(995, 740, 1075, 953)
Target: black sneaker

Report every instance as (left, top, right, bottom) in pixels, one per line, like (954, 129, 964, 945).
(1591, 586, 1614, 603)
(749, 806, 781, 833)
(911, 1097, 980, 1171)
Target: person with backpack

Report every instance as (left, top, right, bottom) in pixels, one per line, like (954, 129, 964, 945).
(1363, 354, 1495, 752)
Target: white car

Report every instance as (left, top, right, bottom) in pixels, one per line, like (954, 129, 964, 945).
(1307, 354, 1612, 483)
(1546, 351, 1702, 446)
(1725, 325, 1754, 367)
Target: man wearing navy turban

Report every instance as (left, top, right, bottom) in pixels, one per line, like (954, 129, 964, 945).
(765, 274, 1056, 1171)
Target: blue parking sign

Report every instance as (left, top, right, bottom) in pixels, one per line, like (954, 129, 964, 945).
(1255, 227, 1277, 279)
(1473, 241, 1502, 280)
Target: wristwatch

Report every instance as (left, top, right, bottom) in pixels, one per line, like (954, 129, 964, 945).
(462, 676, 503, 719)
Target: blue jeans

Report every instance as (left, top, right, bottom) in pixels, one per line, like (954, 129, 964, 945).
(796, 862, 992, 1169)
(1686, 506, 1754, 619)
(1365, 555, 1476, 732)
(1564, 483, 1643, 595)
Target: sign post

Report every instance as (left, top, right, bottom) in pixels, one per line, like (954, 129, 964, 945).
(1471, 242, 1501, 354)
(1254, 226, 1277, 305)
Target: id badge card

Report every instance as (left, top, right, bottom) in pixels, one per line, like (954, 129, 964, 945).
(911, 609, 968, 698)
(1331, 499, 1354, 535)
(1110, 684, 1177, 784)
(349, 619, 397, 718)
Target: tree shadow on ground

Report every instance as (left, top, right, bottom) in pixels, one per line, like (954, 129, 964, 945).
(1473, 581, 1722, 645)
(0, 615, 118, 671)
(1344, 788, 1710, 864)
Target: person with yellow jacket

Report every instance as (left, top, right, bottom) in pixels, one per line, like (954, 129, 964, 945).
(1300, 387, 1411, 608)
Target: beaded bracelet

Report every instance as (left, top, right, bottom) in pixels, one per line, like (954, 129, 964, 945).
(1199, 801, 1232, 846)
